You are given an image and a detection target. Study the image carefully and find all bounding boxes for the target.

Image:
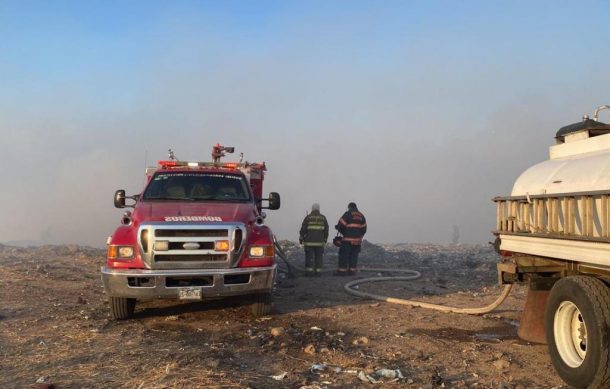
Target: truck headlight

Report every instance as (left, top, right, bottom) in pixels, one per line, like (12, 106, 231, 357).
(248, 245, 274, 258)
(108, 245, 135, 260)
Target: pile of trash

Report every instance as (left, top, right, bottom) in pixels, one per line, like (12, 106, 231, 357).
(276, 240, 499, 289)
(0, 244, 104, 280)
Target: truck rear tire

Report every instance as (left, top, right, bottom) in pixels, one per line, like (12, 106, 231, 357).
(109, 296, 136, 320)
(250, 292, 272, 317)
(545, 276, 610, 388)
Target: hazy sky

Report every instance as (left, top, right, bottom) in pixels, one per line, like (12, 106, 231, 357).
(1, 1, 609, 247)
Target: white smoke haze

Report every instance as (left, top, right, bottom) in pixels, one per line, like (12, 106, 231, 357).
(1, 3, 609, 247)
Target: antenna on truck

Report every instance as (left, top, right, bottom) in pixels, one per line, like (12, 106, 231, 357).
(143, 149, 148, 186)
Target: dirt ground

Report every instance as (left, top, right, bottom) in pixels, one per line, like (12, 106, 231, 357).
(0, 242, 567, 388)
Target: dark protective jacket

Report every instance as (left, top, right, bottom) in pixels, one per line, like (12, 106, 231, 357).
(300, 211, 329, 247)
(336, 210, 367, 245)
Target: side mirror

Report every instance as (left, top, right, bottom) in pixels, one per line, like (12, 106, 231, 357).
(268, 192, 281, 210)
(115, 190, 140, 208)
(114, 190, 126, 208)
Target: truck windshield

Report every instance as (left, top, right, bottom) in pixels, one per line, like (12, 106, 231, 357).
(142, 172, 251, 202)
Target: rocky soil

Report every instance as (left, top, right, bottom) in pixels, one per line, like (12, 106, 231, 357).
(0, 242, 566, 388)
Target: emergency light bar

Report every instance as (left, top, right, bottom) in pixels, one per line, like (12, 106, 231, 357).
(156, 160, 267, 171)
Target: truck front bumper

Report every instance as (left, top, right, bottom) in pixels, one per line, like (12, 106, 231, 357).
(100, 265, 276, 299)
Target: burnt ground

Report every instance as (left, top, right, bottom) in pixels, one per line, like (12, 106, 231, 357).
(0, 242, 567, 388)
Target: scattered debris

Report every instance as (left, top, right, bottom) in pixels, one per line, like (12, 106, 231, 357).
(352, 336, 369, 345)
(310, 363, 326, 373)
(357, 370, 380, 384)
(270, 372, 288, 381)
(493, 358, 511, 370)
(372, 368, 404, 379)
(304, 344, 316, 355)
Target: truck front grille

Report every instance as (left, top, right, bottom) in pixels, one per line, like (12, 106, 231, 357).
(167, 242, 215, 250)
(155, 254, 226, 262)
(138, 223, 245, 270)
(156, 229, 228, 238)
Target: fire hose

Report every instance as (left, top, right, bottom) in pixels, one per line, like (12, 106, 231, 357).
(274, 238, 513, 315)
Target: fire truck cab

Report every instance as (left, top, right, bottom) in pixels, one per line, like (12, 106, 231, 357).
(101, 145, 280, 319)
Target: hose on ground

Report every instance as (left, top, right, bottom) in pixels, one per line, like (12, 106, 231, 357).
(273, 239, 513, 315)
(344, 269, 513, 315)
(273, 236, 298, 277)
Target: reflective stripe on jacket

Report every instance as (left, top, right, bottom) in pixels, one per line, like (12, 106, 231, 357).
(300, 211, 329, 247)
(336, 210, 366, 245)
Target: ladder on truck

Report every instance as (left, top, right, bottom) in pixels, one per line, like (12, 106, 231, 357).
(494, 190, 610, 242)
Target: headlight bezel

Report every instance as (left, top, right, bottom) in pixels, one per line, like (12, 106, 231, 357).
(108, 245, 135, 260)
(248, 245, 274, 258)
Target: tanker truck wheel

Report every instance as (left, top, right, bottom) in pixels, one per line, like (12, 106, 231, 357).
(250, 292, 272, 317)
(109, 296, 136, 320)
(545, 276, 610, 388)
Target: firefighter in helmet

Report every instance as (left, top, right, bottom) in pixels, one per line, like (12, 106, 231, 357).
(335, 202, 367, 275)
(299, 203, 329, 276)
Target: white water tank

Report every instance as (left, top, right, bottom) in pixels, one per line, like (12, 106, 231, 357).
(511, 117, 610, 196)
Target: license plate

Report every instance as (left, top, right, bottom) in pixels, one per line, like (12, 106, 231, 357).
(178, 287, 202, 300)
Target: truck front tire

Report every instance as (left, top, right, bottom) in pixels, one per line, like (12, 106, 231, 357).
(109, 296, 136, 320)
(545, 276, 610, 388)
(250, 292, 272, 317)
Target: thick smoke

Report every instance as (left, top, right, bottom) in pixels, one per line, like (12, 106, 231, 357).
(1, 3, 609, 246)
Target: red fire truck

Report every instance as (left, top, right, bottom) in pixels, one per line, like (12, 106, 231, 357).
(101, 145, 280, 319)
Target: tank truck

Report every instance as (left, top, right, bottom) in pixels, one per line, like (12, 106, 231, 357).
(494, 105, 610, 388)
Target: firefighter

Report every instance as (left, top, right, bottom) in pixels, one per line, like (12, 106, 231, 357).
(299, 203, 329, 276)
(335, 202, 367, 276)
